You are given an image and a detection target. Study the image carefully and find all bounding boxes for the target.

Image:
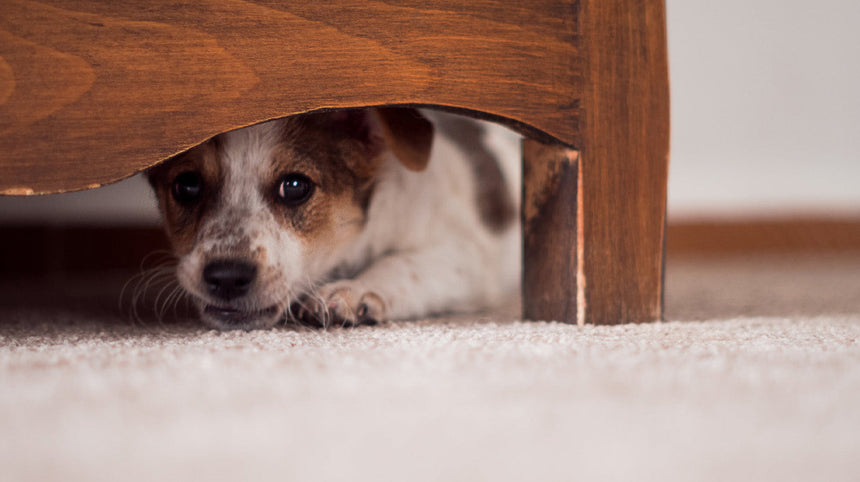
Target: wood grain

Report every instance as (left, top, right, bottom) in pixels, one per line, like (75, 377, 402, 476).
(0, 0, 580, 194)
(576, 0, 670, 324)
(522, 140, 581, 323)
(668, 218, 860, 255)
(520, 0, 669, 325)
(1, 0, 671, 326)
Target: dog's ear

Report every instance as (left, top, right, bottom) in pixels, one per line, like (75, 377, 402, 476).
(311, 107, 433, 172)
(372, 107, 434, 172)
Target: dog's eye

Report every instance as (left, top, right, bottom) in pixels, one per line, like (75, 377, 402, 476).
(172, 171, 203, 205)
(276, 173, 315, 206)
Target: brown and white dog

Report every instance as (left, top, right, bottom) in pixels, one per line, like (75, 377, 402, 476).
(148, 108, 520, 330)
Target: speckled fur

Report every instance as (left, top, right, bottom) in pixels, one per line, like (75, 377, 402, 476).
(148, 109, 520, 330)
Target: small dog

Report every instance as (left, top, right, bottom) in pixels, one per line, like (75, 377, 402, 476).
(148, 108, 520, 330)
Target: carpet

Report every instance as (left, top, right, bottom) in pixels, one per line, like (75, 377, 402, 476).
(2, 253, 860, 481)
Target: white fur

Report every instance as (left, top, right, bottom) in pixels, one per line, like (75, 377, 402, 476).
(175, 110, 521, 328)
(178, 121, 309, 320)
(332, 112, 521, 319)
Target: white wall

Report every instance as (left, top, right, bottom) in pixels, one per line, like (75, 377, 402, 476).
(666, 0, 860, 219)
(0, 174, 161, 226)
(1, 0, 858, 225)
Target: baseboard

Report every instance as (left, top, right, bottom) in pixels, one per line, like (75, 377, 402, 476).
(667, 218, 860, 255)
(2, 218, 860, 275)
(0, 225, 170, 275)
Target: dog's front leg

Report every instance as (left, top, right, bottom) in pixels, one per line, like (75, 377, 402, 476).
(296, 241, 503, 327)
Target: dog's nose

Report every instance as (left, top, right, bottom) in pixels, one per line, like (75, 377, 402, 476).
(202, 259, 257, 301)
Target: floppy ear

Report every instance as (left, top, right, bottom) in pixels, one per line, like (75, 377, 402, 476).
(308, 107, 434, 172)
(373, 107, 434, 172)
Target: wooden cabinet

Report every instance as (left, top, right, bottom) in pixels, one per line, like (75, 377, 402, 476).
(0, 0, 669, 324)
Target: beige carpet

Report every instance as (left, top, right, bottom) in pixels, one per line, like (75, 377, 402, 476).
(2, 253, 860, 482)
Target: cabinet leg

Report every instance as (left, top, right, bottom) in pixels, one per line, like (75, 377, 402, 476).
(521, 133, 666, 325)
(520, 0, 670, 325)
(521, 140, 582, 324)
(578, 0, 670, 324)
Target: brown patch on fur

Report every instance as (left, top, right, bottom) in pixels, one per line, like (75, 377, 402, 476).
(147, 140, 222, 255)
(374, 107, 434, 172)
(149, 109, 425, 269)
(251, 244, 267, 264)
(437, 116, 516, 234)
(262, 113, 384, 249)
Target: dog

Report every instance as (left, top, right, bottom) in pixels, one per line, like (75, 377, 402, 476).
(147, 107, 521, 330)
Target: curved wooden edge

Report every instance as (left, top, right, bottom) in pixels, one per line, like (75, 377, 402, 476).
(0, 0, 580, 195)
(258, 103, 566, 151)
(522, 0, 669, 325)
(0, 103, 563, 196)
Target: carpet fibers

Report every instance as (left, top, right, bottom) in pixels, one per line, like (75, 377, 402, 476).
(2, 254, 860, 481)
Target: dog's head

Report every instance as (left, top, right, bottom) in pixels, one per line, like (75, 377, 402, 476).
(147, 108, 433, 329)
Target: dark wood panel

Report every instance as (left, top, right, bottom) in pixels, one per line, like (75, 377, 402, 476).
(0, 225, 170, 274)
(521, 140, 581, 323)
(0, 0, 580, 194)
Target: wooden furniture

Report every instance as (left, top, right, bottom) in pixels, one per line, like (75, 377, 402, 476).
(0, 0, 669, 325)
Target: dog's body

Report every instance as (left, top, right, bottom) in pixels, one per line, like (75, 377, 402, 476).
(148, 108, 520, 330)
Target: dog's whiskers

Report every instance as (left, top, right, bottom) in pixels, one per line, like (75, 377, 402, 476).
(302, 275, 331, 329)
(119, 253, 183, 326)
(157, 283, 187, 324)
(152, 275, 180, 324)
(281, 275, 329, 330)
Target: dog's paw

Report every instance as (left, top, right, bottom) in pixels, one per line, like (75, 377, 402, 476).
(291, 281, 387, 328)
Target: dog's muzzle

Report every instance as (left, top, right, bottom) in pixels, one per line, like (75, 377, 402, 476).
(199, 259, 279, 329)
(203, 259, 257, 301)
